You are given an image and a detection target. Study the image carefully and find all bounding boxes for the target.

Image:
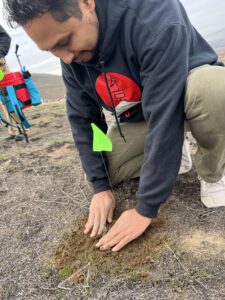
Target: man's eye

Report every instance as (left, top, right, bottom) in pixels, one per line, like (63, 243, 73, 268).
(59, 38, 70, 48)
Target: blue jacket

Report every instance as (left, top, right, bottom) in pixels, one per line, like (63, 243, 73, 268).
(61, 0, 220, 218)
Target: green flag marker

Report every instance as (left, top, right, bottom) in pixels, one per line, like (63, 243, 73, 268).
(91, 123, 113, 152)
(0, 70, 4, 81)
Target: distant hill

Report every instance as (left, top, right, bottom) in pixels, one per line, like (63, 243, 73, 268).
(32, 73, 66, 102)
(208, 29, 225, 56)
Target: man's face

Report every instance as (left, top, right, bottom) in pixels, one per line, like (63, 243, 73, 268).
(24, 0, 99, 64)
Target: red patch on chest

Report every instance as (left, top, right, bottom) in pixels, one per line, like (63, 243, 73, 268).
(95, 72, 141, 108)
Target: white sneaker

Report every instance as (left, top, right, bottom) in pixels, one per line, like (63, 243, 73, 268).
(199, 175, 225, 208)
(179, 138, 192, 174)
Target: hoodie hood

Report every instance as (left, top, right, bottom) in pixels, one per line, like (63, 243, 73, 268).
(95, 0, 128, 64)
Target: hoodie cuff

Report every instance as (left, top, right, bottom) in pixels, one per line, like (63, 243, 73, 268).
(92, 178, 112, 194)
(135, 201, 160, 218)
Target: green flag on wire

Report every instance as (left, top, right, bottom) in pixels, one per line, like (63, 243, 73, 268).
(91, 123, 113, 152)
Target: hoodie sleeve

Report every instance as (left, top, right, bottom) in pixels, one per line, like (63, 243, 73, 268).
(0, 25, 11, 57)
(135, 24, 189, 218)
(61, 62, 112, 193)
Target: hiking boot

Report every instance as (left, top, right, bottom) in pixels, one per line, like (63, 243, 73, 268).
(14, 134, 25, 142)
(179, 138, 192, 174)
(199, 175, 225, 208)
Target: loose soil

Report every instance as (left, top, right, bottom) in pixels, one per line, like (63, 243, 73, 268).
(0, 99, 225, 299)
(52, 214, 168, 278)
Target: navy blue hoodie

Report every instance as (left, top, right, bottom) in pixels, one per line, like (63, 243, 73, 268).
(61, 0, 220, 218)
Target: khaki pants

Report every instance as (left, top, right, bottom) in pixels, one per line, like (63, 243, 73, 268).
(107, 65, 225, 184)
(0, 102, 19, 136)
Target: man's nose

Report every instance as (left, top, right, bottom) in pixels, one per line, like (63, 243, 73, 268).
(51, 49, 75, 64)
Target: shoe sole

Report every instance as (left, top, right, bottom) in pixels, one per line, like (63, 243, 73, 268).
(201, 196, 225, 208)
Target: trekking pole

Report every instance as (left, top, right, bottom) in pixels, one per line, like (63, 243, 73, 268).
(15, 44, 23, 70)
(14, 45, 30, 142)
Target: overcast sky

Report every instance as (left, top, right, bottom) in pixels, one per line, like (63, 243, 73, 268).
(0, 1, 60, 74)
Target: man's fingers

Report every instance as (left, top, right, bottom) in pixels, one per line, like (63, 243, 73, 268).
(97, 214, 107, 236)
(90, 212, 100, 238)
(96, 224, 121, 248)
(84, 211, 95, 234)
(107, 207, 114, 223)
(112, 235, 133, 252)
(100, 232, 126, 250)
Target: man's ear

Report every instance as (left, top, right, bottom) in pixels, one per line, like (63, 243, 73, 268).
(81, 0, 96, 12)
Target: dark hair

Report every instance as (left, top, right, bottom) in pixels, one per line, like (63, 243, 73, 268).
(4, 0, 83, 28)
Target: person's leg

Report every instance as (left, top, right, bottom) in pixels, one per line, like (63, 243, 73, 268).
(2, 105, 19, 137)
(184, 64, 225, 207)
(0, 102, 18, 136)
(185, 64, 225, 182)
(107, 121, 192, 185)
(107, 121, 147, 185)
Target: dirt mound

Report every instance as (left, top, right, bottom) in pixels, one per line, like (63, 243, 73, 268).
(52, 214, 169, 280)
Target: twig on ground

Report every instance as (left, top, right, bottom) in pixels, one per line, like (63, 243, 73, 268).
(40, 287, 58, 291)
(164, 241, 225, 297)
(32, 168, 41, 177)
(78, 173, 89, 203)
(60, 189, 81, 206)
(212, 214, 224, 231)
(86, 262, 91, 286)
(33, 199, 69, 206)
(33, 203, 45, 212)
(164, 242, 202, 296)
(195, 279, 225, 297)
(178, 202, 204, 213)
(0, 198, 16, 206)
(58, 262, 91, 290)
(79, 186, 88, 202)
(10, 165, 51, 175)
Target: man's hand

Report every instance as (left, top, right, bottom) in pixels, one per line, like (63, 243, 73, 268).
(84, 190, 115, 238)
(95, 209, 152, 252)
